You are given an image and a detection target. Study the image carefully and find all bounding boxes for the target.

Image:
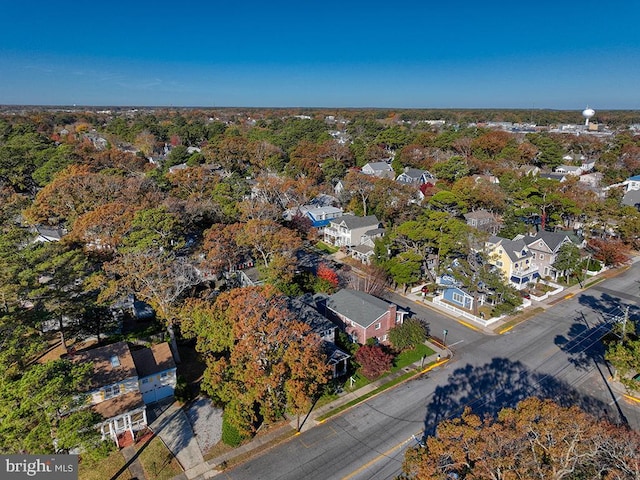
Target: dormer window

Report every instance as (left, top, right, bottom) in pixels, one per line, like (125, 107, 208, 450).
(110, 355, 120, 368)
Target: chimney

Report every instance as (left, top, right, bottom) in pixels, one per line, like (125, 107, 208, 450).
(387, 303, 398, 331)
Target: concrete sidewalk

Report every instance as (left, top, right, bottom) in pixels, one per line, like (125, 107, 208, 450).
(399, 271, 614, 335)
(182, 341, 448, 479)
(150, 401, 211, 479)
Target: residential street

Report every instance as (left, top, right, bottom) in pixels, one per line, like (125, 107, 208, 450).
(220, 262, 640, 480)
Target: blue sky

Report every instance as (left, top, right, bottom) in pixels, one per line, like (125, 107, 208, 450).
(1, 1, 638, 109)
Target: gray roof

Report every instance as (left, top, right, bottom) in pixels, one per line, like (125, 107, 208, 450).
(326, 289, 394, 328)
(365, 161, 393, 171)
(363, 227, 385, 237)
(35, 225, 65, 240)
(337, 215, 380, 230)
(488, 236, 532, 263)
(287, 295, 336, 336)
(351, 244, 374, 255)
(524, 231, 571, 252)
(539, 173, 566, 181)
(464, 210, 495, 221)
(622, 189, 640, 207)
(397, 168, 430, 182)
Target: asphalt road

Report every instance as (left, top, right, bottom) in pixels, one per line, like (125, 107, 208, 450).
(222, 263, 640, 480)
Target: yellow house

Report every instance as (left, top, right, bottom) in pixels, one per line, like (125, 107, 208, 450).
(485, 235, 540, 290)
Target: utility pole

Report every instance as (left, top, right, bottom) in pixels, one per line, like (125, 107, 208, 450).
(620, 306, 630, 345)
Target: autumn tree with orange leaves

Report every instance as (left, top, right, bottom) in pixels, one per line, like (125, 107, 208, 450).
(183, 286, 330, 436)
(401, 397, 640, 480)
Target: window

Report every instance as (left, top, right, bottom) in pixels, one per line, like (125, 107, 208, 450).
(104, 384, 120, 400)
(110, 355, 120, 368)
(141, 378, 149, 384)
(160, 371, 171, 385)
(452, 292, 464, 304)
(375, 323, 381, 330)
(496, 260, 503, 267)
(131, 412, 144, 423)
(540, 254, 545, 260)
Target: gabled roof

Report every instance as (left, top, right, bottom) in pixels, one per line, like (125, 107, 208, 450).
(92, 391, 145, 419)
(524, 231, 571, 252)
(487, 236, 532, 262)
(35, 225, 65, 240)
(555, 165, 582, 173)
(287, 295, 336, 335)
(73, 341, 137, 390)
(539, 173, 567, 182)
(130, 343, 175, 378)
(464, 210, 495, 221)
(364, 161, 393, 172)
(397, 168, 432, 183)
(334, 214, 379, 230)
(326, 289, 393, 328)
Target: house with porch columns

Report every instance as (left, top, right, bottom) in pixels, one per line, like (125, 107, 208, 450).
(72, 341, 176, 447)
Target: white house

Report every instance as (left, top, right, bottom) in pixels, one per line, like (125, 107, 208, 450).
(554, 165, 583, 176)
(624, 174, 640, 192)
(396, 168, 435, 185)
(34, 225, 66, 242)
(72, 341, 176, 446)
(131, 343, 177, 405)
(284, 205, 343, 230)
(324, 215, 380, 248)
(361, 161, 394, 179)
(73, 342, 146, 446)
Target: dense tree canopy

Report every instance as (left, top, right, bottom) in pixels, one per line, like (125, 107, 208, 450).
(183, 286, 330, 436)
(402, 397, 640, 480)
(1, 106, 640, 461)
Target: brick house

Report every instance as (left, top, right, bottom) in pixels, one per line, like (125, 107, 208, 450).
(323, 289, 407, 344)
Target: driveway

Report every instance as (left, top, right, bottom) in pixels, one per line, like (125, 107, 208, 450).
(150, 400, 205, 472)
(184, 397, 223, 454)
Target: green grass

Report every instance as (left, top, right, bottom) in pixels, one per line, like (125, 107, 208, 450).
(392, 344, 435, 372)
(315, 241, 339, 254)
(317, 366, 432, 421)
(137, 437, 183, 480)
(584, 277, 604, 289)
(345, 372, 370, 391)
(78, 450, 132, 480)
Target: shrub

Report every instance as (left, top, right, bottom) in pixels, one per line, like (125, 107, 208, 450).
(388, 317, 428, 351)
(355, 345, 393, 380)
(221, 410, 247, 447)
(174, 375, 193, 403)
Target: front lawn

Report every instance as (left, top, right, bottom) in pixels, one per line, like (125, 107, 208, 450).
(315, 241, 339, 254)
(78, 450, 132, 480)
(137, 437, 183, 480)
(392, 343, 435, 372)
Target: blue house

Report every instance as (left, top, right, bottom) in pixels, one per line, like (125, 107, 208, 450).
(284, 205, 343, 229)
(442, 286, 474, 310)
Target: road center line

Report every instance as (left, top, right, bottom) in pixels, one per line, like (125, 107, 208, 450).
(341, 434, 417, 480)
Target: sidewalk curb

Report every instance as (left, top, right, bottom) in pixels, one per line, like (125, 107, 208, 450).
(185, 342, 449, 479)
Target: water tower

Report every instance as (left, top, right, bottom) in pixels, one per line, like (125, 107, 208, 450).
(582, 107, 595, 126)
